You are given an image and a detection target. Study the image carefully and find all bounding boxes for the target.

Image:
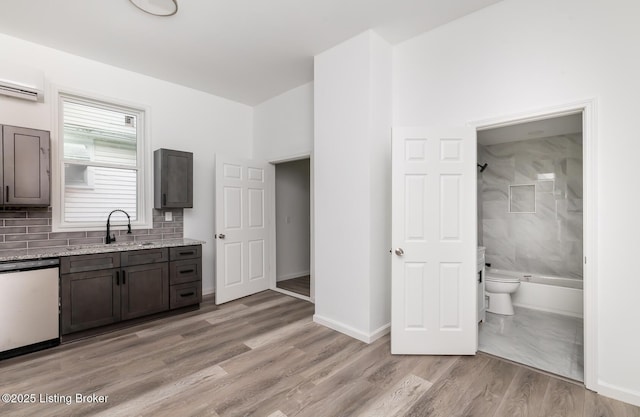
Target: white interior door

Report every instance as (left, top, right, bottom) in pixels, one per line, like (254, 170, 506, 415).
(391, 126, 477, 354)
(215, 155, 274, 304)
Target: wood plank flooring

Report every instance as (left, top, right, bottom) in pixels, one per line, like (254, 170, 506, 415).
(0, 291, 638, 417)
(276, 276, 310, 297)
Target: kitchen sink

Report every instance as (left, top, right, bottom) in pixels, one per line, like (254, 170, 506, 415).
(64, 241, 157, 251)
(105, 241, 156, 247)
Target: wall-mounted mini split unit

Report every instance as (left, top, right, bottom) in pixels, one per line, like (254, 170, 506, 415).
(0, 62, 45, 102)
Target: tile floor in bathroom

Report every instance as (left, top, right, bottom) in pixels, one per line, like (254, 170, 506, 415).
(478, 306, 584, 381)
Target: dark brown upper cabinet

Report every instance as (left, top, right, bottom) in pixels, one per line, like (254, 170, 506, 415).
(1, 125, 50, 207)
(154, 148, 193, 209)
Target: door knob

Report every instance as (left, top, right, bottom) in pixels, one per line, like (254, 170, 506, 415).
(394, 248, 404, 256)
(218, 233, 226, 239)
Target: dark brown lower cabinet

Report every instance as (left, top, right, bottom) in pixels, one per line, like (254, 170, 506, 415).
(61, 263, 169, 335)
(61, 246, 201, 336)
(121, 263, 169, 320)
(61, 269, 120, 334)
(169, 245, 202, 309)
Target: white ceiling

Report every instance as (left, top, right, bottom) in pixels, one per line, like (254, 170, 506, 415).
(477, 113, 583, 146)
(0, 0, 503, 105)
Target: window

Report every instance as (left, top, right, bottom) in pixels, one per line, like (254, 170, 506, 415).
(55, 93, 150, 230)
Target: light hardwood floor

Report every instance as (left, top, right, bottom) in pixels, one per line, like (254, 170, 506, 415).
(1, 291, 638, 417)
(276, 276, 310, 297)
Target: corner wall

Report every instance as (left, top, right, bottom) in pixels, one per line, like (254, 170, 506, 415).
(393, 0, 640, 405)
(314, 30, 392, 341)
(252, 81, 315, 299)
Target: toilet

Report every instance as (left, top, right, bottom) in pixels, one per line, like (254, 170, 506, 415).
(485, 270, 521, 315)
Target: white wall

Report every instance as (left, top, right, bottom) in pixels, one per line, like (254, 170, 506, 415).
(368, 34, 393, 335)
(393, 0, 640, 405)
(0, 33, 253, 294)
(253, 82, 313, 161)
(314, 30, 392, 341)
(275, 159, 310, 281)
(252, 80, 315, 299)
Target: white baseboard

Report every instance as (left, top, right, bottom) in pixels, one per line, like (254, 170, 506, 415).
(597, 381, 640, 408)
(313, 314, 390, 344)
(369, 323, 391, 343)
(277, 270, 311, 282)
(273, 287, 313, 303)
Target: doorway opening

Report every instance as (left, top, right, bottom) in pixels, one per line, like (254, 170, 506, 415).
(273, 158, 312, 299)
(476, 112, 585, 382)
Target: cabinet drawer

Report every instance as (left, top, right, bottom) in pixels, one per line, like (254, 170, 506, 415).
(169, 245, 201, 261)
(121, 248, 168, 266)
(170, 282, 201, 309)
(170, 258, 202, 285)
(61, 253, 120, 274)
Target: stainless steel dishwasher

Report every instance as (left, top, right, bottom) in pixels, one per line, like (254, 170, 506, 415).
(0, 258, 60, 359)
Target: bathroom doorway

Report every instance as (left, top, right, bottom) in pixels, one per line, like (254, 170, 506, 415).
(476, 111, 586, 382)
(273, 158, 312, 299)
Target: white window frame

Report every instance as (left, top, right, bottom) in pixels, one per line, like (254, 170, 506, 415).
(52, 89, 152, 232)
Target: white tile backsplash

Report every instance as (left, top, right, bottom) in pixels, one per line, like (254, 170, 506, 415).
(479, 134, 583, 279)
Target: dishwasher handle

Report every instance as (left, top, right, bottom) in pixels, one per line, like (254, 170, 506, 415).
(0, 259, 60, 273)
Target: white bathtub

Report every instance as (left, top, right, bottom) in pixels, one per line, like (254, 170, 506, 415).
(486, 268, 583, 318)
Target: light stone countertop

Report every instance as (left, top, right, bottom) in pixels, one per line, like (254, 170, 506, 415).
(0, 238, 206, 262)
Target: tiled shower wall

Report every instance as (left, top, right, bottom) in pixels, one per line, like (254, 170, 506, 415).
(478, 134, 583, 279)
(0, 207, 184, 257)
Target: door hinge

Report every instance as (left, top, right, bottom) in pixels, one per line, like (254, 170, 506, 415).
(584, 256, 587, 264)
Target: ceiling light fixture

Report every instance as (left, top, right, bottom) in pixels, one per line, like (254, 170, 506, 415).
(129, 0, 178, 16)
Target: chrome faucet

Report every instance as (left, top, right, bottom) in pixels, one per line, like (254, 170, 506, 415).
(106, 209, 132, 244)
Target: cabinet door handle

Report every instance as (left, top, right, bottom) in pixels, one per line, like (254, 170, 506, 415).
(163, 193, 167, 206)
(116, 271, 120, 285)
(5, 186, 8, 203)
(179, 269, 195, 274)
(180, 292, 195, 298)
(122, 270, 126, 285)
(179, 251, 195, 256)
